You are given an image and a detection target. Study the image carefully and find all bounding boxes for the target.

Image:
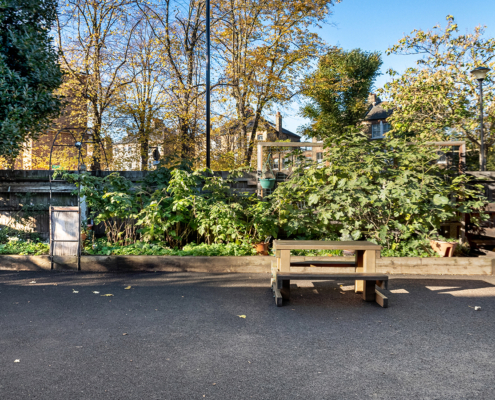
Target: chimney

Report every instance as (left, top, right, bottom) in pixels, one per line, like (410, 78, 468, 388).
(276, 112, 282, 135)
(368, 93, 377, 106)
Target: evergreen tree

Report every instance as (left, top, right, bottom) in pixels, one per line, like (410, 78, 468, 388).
(301, 48, 382, 139)
(0, 0, 62, 164)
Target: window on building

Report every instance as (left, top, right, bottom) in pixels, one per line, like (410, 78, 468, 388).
(371, 124, 382, 139)
(437, 151, 447, 164)
(316, 152, 323, 163)
(273, 157, 279, 169)
(257, 134, 263, 141)
(371, 121, 390, 139)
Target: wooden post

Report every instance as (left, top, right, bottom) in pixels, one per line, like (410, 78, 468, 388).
(279, 249, 291, 272)
(355, 250, 364, 293)
(459, 142, 466, 173)
(363, 280, 376, 302)
(279, 249, 291, 301)
(362, 250, 377, 301)
(364, 249, 376, 273)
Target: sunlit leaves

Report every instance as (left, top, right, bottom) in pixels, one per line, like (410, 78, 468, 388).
(268, 131, 488, 254)
(382, 15, 495, 170)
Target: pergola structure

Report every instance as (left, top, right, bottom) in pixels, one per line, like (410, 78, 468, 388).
(426, 141, 467, 172)
(256, 141, 324, 174)
(256, 140, 467, 175)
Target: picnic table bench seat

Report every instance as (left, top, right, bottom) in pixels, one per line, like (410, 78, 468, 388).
(271, 240, 389, 308)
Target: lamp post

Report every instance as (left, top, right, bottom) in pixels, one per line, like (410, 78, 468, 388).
(470, 66, 491, 171)
(205, 0, 211, 169)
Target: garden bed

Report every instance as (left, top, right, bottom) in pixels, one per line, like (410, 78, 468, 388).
(0, 255, 493, 275)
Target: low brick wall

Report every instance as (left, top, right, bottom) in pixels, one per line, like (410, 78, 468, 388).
(0, 255, 493, 275)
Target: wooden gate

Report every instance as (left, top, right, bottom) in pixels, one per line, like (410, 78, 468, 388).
(50, 206, 80, 269)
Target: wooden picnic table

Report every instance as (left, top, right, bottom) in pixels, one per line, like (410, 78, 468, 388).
(271, 240, 388, 308)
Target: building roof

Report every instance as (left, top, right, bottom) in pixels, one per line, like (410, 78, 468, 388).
(266, 121, 301, 141)
(364, 99, 394, 121)
(218, 114, 301, 141)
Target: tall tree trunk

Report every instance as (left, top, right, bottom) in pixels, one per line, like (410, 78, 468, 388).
(140, 126, 150, 171)
(91, 117, 102, 171)
(245, 108, 263, 165)
(179, 117, 193, 158)
(479, 145, 488, 172)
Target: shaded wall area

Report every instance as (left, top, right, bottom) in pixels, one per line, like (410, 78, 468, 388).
(0, 170, 261, 240)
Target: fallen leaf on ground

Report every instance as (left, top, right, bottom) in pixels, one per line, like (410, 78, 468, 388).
(14, 359, 20, 363)
(92, 291, 100, 294)
(123, 333, 128, 336)
(237, 315, 246, 319)
(101, 294, 114, 297)
(72, 289, 79, 294)
(30, 281, 36, 284)
(124, 286, 131, 290)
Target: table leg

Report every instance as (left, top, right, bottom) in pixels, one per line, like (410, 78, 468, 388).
(364, 249, 376, 273)
(279, 250, 290, 272)
(270, 261, 277, 287)
(272, 282, 283, 306)
(363, 280, 375, 301)
(280, 279, 290, 301)
(275, 250, 291, 303)
(362, 250, 377, 301)
(355, 250, 364, 293)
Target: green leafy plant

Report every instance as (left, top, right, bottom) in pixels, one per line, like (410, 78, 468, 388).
(0, 238, 49, 255)
(84, 239, 256, 256)
(268, 130, 488, 254)
(57, 171, 141, 244)
(0, 0, 63, 164)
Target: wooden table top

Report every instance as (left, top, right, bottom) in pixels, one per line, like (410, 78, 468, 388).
(273, 240, 382, 251)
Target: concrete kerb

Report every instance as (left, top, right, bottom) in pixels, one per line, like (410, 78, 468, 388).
(0, 255, 493, 275)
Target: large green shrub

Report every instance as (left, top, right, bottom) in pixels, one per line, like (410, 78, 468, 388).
(269, 131, 487, 254)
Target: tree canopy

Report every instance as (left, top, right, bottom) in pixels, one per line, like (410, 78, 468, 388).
(0, 0, 62, 164)
(383, 15, 495, 170)
(301, 48, 382, 139)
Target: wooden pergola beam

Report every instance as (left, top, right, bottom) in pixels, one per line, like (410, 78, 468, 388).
(257, 142, 323, 171)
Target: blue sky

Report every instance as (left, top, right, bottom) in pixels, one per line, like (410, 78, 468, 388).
(280, 0, 495, 136)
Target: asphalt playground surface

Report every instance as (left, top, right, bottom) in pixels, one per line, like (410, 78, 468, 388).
(1, 271, 494, 400)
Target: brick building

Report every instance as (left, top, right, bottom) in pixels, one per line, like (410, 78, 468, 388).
(13, 77, 88, 170)
(362, 93, 394, 139)
(112, 120, 175, 171)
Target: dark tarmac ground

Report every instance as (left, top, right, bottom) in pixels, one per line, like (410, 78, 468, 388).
(1, 271, 494, 400)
